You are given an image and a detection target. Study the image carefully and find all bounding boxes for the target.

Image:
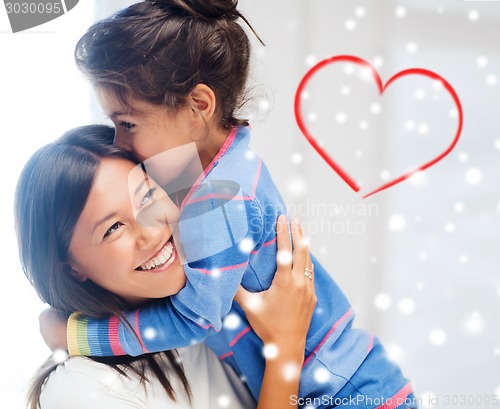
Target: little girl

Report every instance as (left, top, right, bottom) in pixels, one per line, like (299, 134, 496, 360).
(43, 1, 417, 407)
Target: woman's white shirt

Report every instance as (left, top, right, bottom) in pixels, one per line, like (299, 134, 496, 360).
(40, 343, 256, 409)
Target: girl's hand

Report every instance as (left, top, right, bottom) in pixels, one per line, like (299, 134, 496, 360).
(234, 215, 317, 361)
(39, 308, 68, 352)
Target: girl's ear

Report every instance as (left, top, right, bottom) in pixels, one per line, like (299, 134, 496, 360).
(66, 262, 88, 283)
(189, 84, 217, 121)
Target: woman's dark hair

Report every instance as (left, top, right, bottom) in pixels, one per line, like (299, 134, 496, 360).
(75, 0, 264, 130)
(15, 125, 191, 409)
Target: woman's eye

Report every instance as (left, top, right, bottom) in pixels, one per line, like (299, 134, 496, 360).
(103, 222, 123, 239)
(120, 121, 135, 131)
(140, 187, 157, 207)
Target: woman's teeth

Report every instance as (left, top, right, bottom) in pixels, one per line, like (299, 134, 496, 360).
(140, 241, 174, 270)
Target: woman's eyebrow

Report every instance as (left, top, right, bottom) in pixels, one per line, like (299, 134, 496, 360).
(134, 174, 151, 197)
(92, 212, 118, 235)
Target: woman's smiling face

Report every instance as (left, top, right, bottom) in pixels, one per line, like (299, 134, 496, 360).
(68, 157, 186, 306)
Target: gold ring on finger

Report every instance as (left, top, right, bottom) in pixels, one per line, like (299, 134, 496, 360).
(304, 271, 313, 280)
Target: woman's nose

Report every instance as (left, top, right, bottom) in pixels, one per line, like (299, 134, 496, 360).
(135, 224, 163, 251)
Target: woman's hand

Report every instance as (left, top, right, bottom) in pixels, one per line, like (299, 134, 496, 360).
(39, 308, 68, 351)
(234, 215, 316, 408)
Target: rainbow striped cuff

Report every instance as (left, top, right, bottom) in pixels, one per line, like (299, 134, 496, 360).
(67, 312, 91, 356)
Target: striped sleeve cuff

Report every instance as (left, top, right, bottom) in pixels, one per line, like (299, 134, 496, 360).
(67, 312, 91, 356)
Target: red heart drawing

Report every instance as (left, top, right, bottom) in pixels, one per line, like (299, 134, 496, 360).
(294, 55, 463, 199)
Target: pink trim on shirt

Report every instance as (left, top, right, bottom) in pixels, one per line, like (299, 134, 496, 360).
(183, 158, 263, 206)
(194, 261, 249, 275)
(251, 236, 277, 255)
(374, 382, 413, 409)
(219, 351, 234, 360)
(367, 333, 374, 354)
(303, 307, 354, 367)
(229, 326, 252, 347)
(180, 127, 238, 210)
(109, 316, 126, 356)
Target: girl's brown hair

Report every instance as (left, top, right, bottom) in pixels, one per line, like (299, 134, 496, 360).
(75, 0, 263, 130)
(15, 125, 192, 408)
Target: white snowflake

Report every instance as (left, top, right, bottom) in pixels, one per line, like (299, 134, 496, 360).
(336, 112, 347, 124)
(405, 120, 416, 131)
(307, 112, 317, 122)
(459, 254, 468, 264)
(464, 311, 483, 336)
(465, 168, 482, 185)
(355, 6, 365, 17)
(287, 177, 306, 195)
(454, 202, 465, 213)
(52, 349, 69, 363)
(282, 362, 300, 381)
(305, 55, 316, 66)
(444, 222, 455, 234)
(477, 56, 488, 68)
(291, 153, 303, 164)
(143, 327, 157, 340)
(217, 395, 231, 408)
(372, 56, 384, 67)
(359, 120, 369, 130)
(301, 90, 310, 100)
(263, 343, 279, 360)
(395, 6, 406, 18)
(388, 214, 406, 231)
(374, 293, 391, 310)
(277, 249, 293, 265)
(380, 170, 390, 180)
(406, 42, 418, 53)
(258, 98, 270, 113)
(386, 343, 406, 363)
(370, 103, 382, 114)
(345, 19, 356, 31)
(486, 74, 498, 86)
(239, 238, 254, 253)
(429, 329, 446, 346)
(313, 367, 331, 383)
(468, 10, 480, 22)
(418, 123, 429, 134)
(458, 152, 468, 162)
(414, 88, 426, 100)
(223, 313, 241, 330)
(408, 171, 427, 187)
(341, 85, 351, 95)
(244, 150, 255, 160)
(398, 298, 416, 315)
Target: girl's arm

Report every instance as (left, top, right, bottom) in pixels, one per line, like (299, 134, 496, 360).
(40, 189, 265, 356)
(235, 216, 317, 409)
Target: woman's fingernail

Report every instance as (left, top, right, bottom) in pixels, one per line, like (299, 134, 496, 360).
(278, 214, 286, 223)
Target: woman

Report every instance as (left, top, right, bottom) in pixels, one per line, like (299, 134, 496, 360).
(15, 124, 316, 409)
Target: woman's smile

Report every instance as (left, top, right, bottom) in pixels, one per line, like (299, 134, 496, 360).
(137, 237, 177, 271)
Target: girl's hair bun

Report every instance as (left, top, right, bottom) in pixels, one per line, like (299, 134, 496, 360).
(147, 0, 240, 21)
